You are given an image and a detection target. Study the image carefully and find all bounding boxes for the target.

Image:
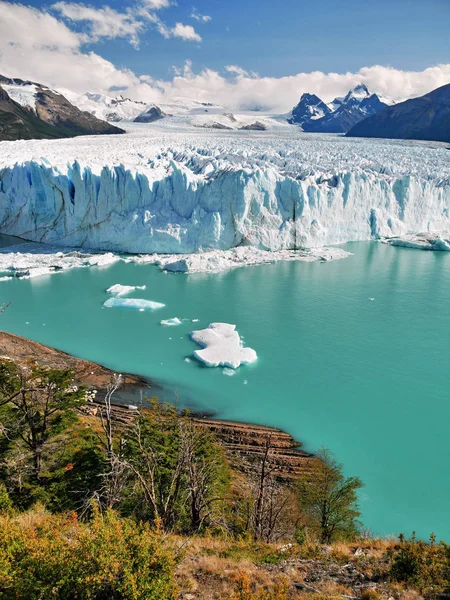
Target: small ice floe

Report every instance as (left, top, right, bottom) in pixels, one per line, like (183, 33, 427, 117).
(192, 319, 199, 322)
(103, 298, 165, 311)
(223, 368, 236, 376)
(107, 283, 146, 297)
(184, 357, 191, 363)
(190, 322, 257, 369)
(368, 297, 375, 301)
(161, 317, 182, 326)
(243, 380, 248, 385)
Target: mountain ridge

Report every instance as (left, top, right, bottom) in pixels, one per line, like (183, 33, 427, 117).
(346, 82, 450, 143)
(289, 84, 389, 133)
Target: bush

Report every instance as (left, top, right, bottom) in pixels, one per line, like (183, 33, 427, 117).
(388, 533, 449, 598)
(0, 507, 178, 599)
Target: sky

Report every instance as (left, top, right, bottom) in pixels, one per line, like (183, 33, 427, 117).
(0, 0, 449, 111)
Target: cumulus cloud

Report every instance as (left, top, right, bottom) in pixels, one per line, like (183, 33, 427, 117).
(51, 2, 146, 48)
(190, 8, 211, 22)
(161, 61, 450, 112)
(170, 22, 202, 42)
(0, 1, 160, 99)
(51, 0, 199, 49)
(1, 1, 449, 111)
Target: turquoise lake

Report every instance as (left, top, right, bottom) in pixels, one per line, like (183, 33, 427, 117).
(0, 241, 449, 539)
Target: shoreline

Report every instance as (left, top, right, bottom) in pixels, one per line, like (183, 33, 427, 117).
(0, 330, 315, 480)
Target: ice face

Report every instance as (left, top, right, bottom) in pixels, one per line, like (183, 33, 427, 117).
(0, 127, 449, 256)
(103, 298, 165, 310)
(190, 322, 257, 369)
(106, 284, 146, 296)
(161, 317, 182, 326)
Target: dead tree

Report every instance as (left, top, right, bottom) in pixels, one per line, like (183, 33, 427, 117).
(93, 374, 130, 510)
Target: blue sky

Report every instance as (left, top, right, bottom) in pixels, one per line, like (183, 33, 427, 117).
(1, 0, 449, 110)
(28, 0, 450, 79)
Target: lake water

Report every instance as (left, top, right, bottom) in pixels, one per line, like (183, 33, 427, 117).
(0, 241, 449, 540)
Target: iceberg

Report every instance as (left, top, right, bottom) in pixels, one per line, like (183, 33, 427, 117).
(103, 298, 165, 310)
(107, 283, 146, 296)
(382, 232, 450, 251)
(161, 317, 182, 326)
(0, 129, 448, 258)
(190, 322, 257, 369)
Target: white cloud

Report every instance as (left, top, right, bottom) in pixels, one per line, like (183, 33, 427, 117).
(162, 61, 450, 112)
(51, 2, 146, 48)
(171, 22, 202, 42)
(190, 8, 211, 22)
(1, 2, 449, 112)
(0, 1, 160, 100)
(51, 0, 199, 49)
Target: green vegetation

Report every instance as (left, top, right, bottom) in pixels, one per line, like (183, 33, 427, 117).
(297, 448, 363, 544)
(1, 358, 449, 599)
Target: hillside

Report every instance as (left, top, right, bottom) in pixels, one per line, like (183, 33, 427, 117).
(346, 83, 450, 143)
(0, 75, 124, 140)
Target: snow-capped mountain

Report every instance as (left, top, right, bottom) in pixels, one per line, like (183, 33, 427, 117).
(63, 90, 150, 122)
(289, 84, 390, 133)
(0, 75, 124, 141)
(65, 90, 289, 131)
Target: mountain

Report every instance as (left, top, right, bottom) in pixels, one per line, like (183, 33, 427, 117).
(69, 91, 149, 122)
(133, 105, 165, 123)
(0, 76, 124, 141)
(289, 84, 389, 133)
(346, 83, 450, 143)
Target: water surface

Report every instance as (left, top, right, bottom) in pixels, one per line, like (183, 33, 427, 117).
(0, 241, 448, 539)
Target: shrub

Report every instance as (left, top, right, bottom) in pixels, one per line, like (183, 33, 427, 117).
(0, 507, 178, 599)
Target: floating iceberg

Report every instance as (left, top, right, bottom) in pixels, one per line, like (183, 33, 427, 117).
(0, 129, 448, 257)
(190, 322, 257, 369)
(382, 232, 450, 251)
(103, 298, 165, 310)
(161, 317, 182, 326)
(107, 283, 146, 296)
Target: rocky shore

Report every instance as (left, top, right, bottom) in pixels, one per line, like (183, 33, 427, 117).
(0, 330, 315, 480)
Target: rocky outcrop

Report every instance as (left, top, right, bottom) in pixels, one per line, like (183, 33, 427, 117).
(239, 121, 267, 131)
(133, 105, 165, 123)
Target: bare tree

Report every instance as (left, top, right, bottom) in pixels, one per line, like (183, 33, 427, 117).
(240, 435, 295, 543)
(181, 419, 226, 532)
(92, 374, 132, 510)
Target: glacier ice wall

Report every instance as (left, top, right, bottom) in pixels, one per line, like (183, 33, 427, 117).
(0, 131, 449, 253)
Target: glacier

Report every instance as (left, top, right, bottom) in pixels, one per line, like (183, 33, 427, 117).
(0, 126, 449, 258)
